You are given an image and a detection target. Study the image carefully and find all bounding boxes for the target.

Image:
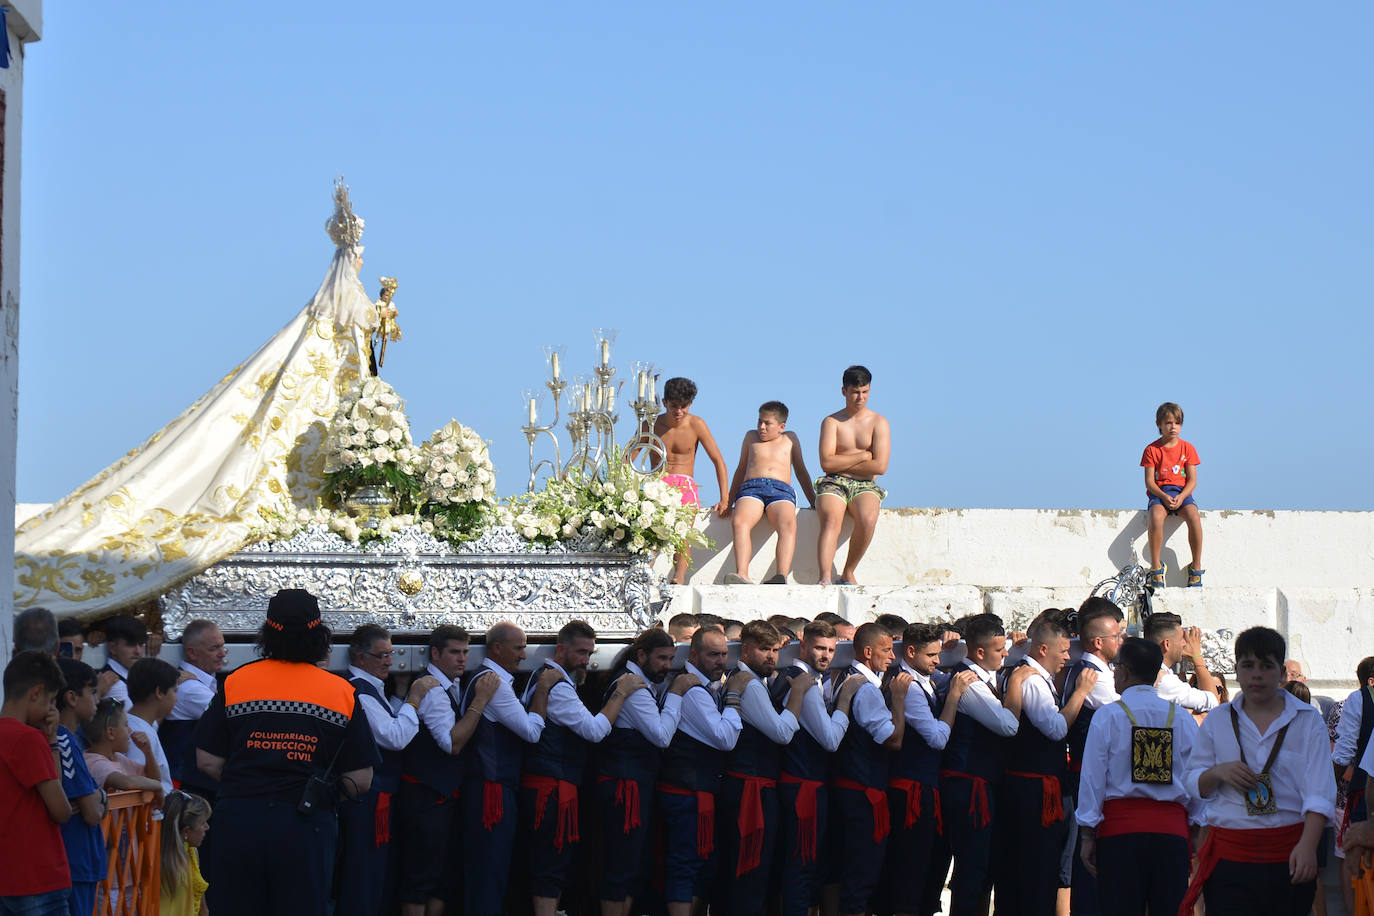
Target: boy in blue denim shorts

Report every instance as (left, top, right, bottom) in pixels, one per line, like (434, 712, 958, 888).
(1141, 401, 1204, 587)
(723, 401, 816, 584)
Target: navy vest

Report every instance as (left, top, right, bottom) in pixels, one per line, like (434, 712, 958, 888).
(835, 666, 891, 790)
(1001, 661, 1067, 777)
(1062, 659, 1098, 772)
(596, 668, 663, 783)
(521, 663, 588, 783)
(888, 670, 945, 786)
(775, 666, 829, 782)
(349, 676, 404, 793)
(1356, 687, 1374, 780)
(659, 683, 726, 792)
(725, 667, 785, 779)
(940, 667, 1007, 782)
(402, 677, 464, 796)
(462, 668, 524, 787)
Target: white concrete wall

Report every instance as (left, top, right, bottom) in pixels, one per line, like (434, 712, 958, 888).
(0, 1, 40, 659)
(659, 508, 1374, 693)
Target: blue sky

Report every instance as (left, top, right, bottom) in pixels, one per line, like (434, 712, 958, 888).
(18, 3, 1373, 510)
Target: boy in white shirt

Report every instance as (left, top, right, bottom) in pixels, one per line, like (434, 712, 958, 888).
(1181, 626, 1336, 915)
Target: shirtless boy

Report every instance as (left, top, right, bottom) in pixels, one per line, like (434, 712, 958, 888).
(723, 401, 816, 585)
(654, 377, 730, 584)
(815, 365, 890, 586)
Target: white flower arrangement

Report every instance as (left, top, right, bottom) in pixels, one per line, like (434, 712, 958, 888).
(415, 420, 498, 543)
(503, 450, 707, 557)
(323, 377, 421, 481)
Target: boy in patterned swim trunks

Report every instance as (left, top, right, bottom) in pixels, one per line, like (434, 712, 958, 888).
(653, 377, 730, 584)
(723, 401, 816, 584)
(815, 365, 890, 586)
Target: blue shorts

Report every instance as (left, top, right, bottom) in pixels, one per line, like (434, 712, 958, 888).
(735, 477, 796, 508)
(1147, 484, 1197, 515)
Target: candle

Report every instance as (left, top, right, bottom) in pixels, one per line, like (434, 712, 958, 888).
(600, 338, 610, 366)
(637, 371, 647, 400)
(527, 397, 537, 426)
(583, 383, 592, 412)
(550, 352, 561, 381)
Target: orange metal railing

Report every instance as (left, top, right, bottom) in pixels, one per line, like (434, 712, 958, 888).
(94, 789, 162, 916)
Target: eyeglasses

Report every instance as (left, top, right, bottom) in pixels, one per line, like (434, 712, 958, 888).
(365, 651, 394, 660)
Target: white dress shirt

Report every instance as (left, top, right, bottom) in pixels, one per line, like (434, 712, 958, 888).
(678, 661, 741, 751)
(520, 659, 612, 743)
(738, 661, 799, 745)
(848, 663, 895, 745)
(1333, 687, 1367, 766)
(1156, 665, 1218, 714)
(475, 659, 544, 743)
(956, 660, 1018, 737)
(1079, 653, 1120, 711)
(347, 665, 420, 752)
(1020, 657, 1068, 741)
(125, 712, 174, 799)
(1075, 684, 1200, 829)
(104, 659, 131, 710)
(167, 662, 217, 723)
(786, 659, 847, 751)
(614, 660, 682, 748)
(417, 662, 462, 754)
(900, 661, 951, 751)
(1184, 691, 1337, 829)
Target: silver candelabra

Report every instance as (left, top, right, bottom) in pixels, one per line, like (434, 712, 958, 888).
(521, 329, 668, 491)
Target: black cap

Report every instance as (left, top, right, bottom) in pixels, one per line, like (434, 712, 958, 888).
(265, 589, 322, 631)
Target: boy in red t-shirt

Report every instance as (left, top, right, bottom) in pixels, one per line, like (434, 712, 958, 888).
(0, 650, 75, 915)
(1140, 401, 1203, 587)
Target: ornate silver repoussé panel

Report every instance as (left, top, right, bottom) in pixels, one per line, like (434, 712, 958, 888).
(159, 525, 663, 640)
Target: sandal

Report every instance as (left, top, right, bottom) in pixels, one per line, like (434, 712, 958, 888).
(1187, 566, 1205, 588)
(1148, 564, 1166, 588)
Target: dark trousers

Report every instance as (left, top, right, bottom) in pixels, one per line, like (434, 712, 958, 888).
(208, 796, 337, 916)
(658, 789, 717, 904)
(776, 781, 829, 916)
(393, 781, 462, 904)
(1202, 859, 1317, 916)
(881, 782, 946, 916)
(336, 788, 391, 916)
(1070, 835, 1102, 916)
(713, 777, 779, 916)
(462, 781, 518, 916)
(519, 782, 580, 899)
(992, 776, 1067, 916)
(940, 777, 996, 916)
(1094, 832, 1189, 916)
(598, 776, 655, 902)
(834, 785, 889, 915)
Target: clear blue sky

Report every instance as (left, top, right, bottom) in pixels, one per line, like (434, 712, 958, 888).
(18, 3, 1373, 511)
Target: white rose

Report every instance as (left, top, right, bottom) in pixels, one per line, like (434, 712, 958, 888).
(674, 521, 688, 536)
(476, 469, 492, 485)
(388, 427, 403, 443)
(372, 447, 391, 464)
(440, 473, 456, 488)
(440, 441, 457, 456)
(568, 515, 584, 529)
(380, 393, 399, 407)
(352, 418, 369, 432)
(454, 469, 470, 484)
(562, 523, 577, 537)
(612, 528, 625, 540)
(370, 428, 387, 444)
(471, 486, 485, 501)
(634, 515, 652, 529)
(360, 397, 378, 410)
(372, 405, 390, 418)
(522, 526, 539, 538)
(622, 490, 638, 503)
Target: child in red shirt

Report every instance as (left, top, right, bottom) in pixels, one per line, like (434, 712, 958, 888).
(1140, 401, 1203, 587)
(0, 650, 75, 915)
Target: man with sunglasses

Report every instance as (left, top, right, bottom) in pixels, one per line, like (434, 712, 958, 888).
(340, 625, 437, 916)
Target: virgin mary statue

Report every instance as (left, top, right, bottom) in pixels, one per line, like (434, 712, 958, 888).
(16, 179, 380, 618)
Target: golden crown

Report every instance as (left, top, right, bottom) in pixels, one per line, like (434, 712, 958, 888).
(325, 176, 365, 248)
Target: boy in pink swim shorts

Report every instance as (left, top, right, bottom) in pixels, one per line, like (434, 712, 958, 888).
(653, 377, 730, 584)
